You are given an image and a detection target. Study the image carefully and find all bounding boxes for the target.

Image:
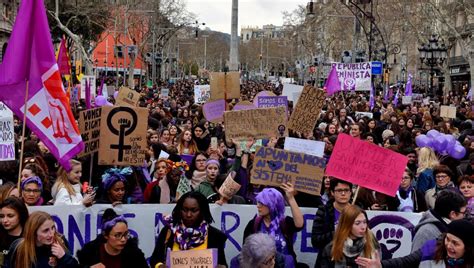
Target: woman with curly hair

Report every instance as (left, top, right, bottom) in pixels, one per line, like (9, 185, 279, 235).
(96, 167, 133, 206)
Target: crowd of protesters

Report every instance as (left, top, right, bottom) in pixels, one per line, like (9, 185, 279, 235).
(0, 78, 473, 268)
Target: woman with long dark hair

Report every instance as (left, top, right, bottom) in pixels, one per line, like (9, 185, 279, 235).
(0, 197, 29, 266)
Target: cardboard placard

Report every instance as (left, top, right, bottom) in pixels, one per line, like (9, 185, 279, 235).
(0, 102, 15, 161)
(284, 137, 325, 157)
(115, 87, 140, 107)
(78, 107, 102, 157)
(224, 107, 287, 141)
(209, 72, 240, 100)
(203, 99, 225, 123)
(257, 96, 288, 116)
(194, 85, 211, 104)
(98, 106, 148, 166)
(232, 100, 256, 111)
(168, 248, 217, 268)
(250, 146, 326, 196)
(218, 171, 241, 200)
(440, 105, 456, 119)
(325, 134, 408, 196)
(288, 86, 326, 133)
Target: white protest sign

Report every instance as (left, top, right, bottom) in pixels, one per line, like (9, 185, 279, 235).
(282, 83, 304, 102)
(333, 62, 372, 91)
(80, 76, 96, 99)
(355, 112, 373, 119)
(284, 137, 325, 157)
(161, 88, 169, 98)
(194, 85, 211, 104)
(0, 102, 15, 161)
(402, 96, 412, 105)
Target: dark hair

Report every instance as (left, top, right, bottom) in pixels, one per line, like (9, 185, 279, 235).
(0, 196, 29, 228)
(330, 179, 353, 192)
(434, 233, 474, 267)
(101, 208, 127, 235)
(171, 191, 213, 226)
(458, 175, 474, 185)
(433, 165, 454, 180)
(185, 152, 208, 179)
(434, 190, 467, 218)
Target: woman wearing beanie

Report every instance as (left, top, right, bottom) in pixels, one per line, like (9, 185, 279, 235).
(194, 159, 220, 199)
(356, 219, 474, 268)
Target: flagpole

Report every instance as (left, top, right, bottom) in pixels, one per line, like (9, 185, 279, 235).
(17, 80, 30, 189)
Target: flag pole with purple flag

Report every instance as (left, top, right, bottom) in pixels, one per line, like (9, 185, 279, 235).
(404, 73, 413, 96)
(369, 83, 375, 110)
(467, 87, 472, 101)
(0, 0, 84, 170)
(324, 65, 342, 96)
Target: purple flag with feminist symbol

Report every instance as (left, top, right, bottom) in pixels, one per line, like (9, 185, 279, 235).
(0, 0, 84, 170)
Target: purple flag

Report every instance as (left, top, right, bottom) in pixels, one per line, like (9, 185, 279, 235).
(85, 79, 91, 109)
(369, 84, 375, 110)
(324, 65, 342, 96)
(404, 74, 413, 96)
(467, 87, 473, 101)
(393, 89, 400, 106)
(0, 0, 84, 170)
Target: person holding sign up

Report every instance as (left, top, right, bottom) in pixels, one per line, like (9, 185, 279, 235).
(243, 184, 304, 267)
(149, 191, 227, 268)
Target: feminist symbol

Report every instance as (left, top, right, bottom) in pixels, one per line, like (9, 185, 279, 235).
(107, 107, 138, 162)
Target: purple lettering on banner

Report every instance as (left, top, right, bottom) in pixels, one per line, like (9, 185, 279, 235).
(154, 212, 168, 243)
(221, 211, 241, 251)
(68, 214, 91, 253)
(301, 214, 317, 253)
(51, 215, 64, 234)
(257, 96, 288, 116)
(123, 213, 138, 238)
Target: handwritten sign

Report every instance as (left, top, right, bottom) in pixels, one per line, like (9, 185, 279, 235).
(0, 102, 15, 161)
(78, 107, 101, 157)
(219, 171, 241, 200)
(325, 134, 408, 196)
(168, 249, 217, 268)
(98, 106, 148, 166)
(194, 85, 211, 104)
(440, 105, 456, 119)
(210, 72, 240, 100)
(257, 96, 288, 115)
(284, 137, 325, 157)
(115, 87, 140, 107)
(402, 96, 412, 105)
(288, 86, 326, 133)
(412, 93, 423, 103)
(203, 99, 225, 123)
(224, 107, 287, 141)
(250, 146, 326, 196)
(161, 88, 169, 98)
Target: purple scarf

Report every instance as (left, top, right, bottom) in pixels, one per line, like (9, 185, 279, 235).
(164, 215, 208, 250)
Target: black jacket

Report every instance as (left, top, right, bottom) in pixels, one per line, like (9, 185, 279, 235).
(311, 200, 336, 268)
(76, 235, 148, 268)
(149, 225, 227, 268)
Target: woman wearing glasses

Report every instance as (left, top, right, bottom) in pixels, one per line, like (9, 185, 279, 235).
(77, 208, 148, 268)
(395, 168, 427, 212)
(20, 176, 44, 206)
(425, 165, 457, 209)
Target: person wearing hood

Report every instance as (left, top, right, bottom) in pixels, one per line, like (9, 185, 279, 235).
(192, 122, 211, 152)
(412, 190, 467, 252)
(425, 165, 458, 209)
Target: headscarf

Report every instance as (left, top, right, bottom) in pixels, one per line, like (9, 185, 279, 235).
(21, 176, 43, 190)
(101, 167, 132, 190)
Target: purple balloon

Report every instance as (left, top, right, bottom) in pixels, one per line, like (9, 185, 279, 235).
(95, 95, 107, 107)
(449, 144, 466, 160)
(432, 134, 448, 152)
(415, 134, 431, 148)
(445, 134, 456, 149)
(426, 129, 440, 139)
(113, 91, 119, 99)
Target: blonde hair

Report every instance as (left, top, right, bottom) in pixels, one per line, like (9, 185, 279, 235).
(52, 159, 82, 199)
(15, 211, 66, 268)
(417, 147, 439, 174)
(331, 205, 377, 262)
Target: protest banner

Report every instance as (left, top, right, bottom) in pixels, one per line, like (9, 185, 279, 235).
(98, 106, 148, 166)
(78, 107, 101, 157)
(288, 86, 326, 133)
(332, 62, 372, 91)
(440, 105, 456, 119)
(0, 102, 15, 161)
(194, 85, 211, 104)
(29, 204, 423, 267)
(232, 100, 256, 111)
(252, 90, 276, 106)
(219, 171, 241, 200)
(423, 97, 430, 105)
(224, 107, 287, 141)
(209, 72, 240, 100)
(168, 249, 217, 268)
(250, 146, 326, 195)
(325, 134, 408, 196)
(284, 137, 325, 157)
(203, 99, 225, 123)
(412, 93, 423, 103)
(257, 96, 288, 115)
(282, 83, 304, 102)
(293, 91, 302, 105)
(161, 88, 169, 98)
(355, 112, 373, 119)
(115, 87, 140, 107)
(402, 96, 412, 105)
(80, 76, 96, 99)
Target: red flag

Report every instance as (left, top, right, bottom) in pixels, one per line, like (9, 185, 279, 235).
(57, 36, 71, 75)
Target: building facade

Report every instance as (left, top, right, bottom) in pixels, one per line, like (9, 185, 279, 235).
(0, 0, 18, 62)
(241, 24, 286, 43)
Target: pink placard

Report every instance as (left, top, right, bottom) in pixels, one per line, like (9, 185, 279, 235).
(325, 134, 408, 196)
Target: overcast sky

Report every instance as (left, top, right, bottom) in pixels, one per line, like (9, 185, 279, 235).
(185, 0, 309, 34)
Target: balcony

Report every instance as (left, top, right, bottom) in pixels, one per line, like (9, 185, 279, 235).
(0, 20, 12, 34)
(448, 56, 467, 67)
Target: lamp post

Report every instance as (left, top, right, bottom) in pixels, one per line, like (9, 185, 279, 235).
(418, 34, 447, 95)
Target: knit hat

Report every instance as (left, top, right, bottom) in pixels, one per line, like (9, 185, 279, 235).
(447, 219, 474, 247)
(382, 129, 394, 141)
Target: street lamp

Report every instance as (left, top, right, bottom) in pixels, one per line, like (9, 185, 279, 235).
(418, 34, 448, 95)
